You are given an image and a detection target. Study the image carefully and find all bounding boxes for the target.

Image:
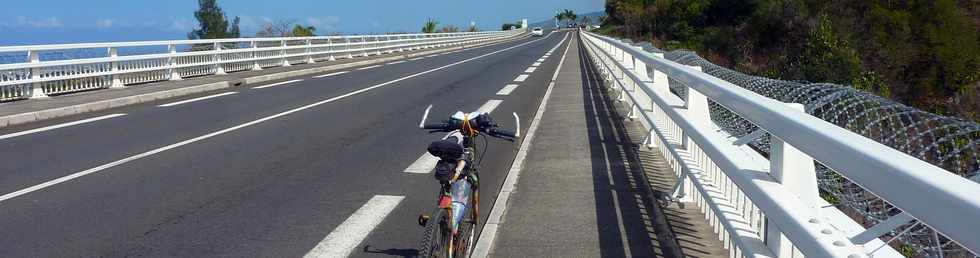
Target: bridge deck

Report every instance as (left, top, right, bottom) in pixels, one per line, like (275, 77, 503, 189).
(488, 35, 728, 257)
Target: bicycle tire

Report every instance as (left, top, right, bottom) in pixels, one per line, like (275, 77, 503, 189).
(418, 208, 451, 258)
(454, 197, 477, 258)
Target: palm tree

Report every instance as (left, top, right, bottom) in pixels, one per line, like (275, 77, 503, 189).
(563, 9, 577, 25)
(422, 18, 438, 33)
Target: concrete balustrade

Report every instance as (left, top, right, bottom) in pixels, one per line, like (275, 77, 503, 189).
(0, 30, 522, 102)
(580, 30, 980, 258)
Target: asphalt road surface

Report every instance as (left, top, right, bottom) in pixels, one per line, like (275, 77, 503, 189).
(0, 30, 573, 257)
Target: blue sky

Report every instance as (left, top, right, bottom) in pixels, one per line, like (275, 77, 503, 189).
(0, 0, 603, 45)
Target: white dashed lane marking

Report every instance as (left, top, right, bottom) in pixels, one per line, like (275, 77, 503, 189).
(496, 84, 519, 96)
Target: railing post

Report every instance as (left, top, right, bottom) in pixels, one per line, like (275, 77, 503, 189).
(765, 102, 819, 258)
(108, 47, 125, 88)
(213, 42, 227, 75)
(250, 41, 263, 70)
(305, 38, 315, 64)
(280, 40, 291, 67)
(375, 36, 383, 56)
(361, 37, 370, 57)
(327, 38, 336, 61)
(397, 35, 405, 52)
(651, 53, 669, 95)
(27, 50, 49, 99)
(345, 37, 354, 59)
(677, 65, 707, 203)
(168, 44, 183, 80)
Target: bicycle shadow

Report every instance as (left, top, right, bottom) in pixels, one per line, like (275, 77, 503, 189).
(362, 245, 419, 258)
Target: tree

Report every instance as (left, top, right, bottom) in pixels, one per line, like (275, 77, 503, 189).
(440, 25, 459, 33)
(255, 19, 295, 37)
(422, 18, 438, 33)
(501, 21, 522, 30)
(563, 9, 577, 25)
(292, 25, 316, 36)
(581, 16, 592, 26)
(468, 25, 478, 32)
(228, 16, 241, 38)
(188, 0, 239, 39)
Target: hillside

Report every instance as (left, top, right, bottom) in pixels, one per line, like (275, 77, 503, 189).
(600, 0, 980, 121)
(529, 11, 605, 29)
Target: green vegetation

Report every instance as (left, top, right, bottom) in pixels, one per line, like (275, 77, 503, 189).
(188, 0, 240, 39)
(603, 0, 980, 121)
(422, 18, 438, 33)
(556, 9, 578, 26)
(500, 21, 522, 31)
(291, 25, 316, 37)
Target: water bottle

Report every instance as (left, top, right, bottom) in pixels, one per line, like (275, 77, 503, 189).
(450, 179, 472, 231)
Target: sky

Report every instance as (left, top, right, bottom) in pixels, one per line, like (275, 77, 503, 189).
(0, 0, 604, 45)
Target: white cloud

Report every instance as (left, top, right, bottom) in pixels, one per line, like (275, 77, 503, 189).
(96, 19, 115, 28)
(13, 16, 62, 28)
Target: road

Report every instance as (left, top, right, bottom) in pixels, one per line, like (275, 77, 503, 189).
(0, 30, 572, 257)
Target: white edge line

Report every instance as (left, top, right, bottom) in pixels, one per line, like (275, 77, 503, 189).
(252, 79, 303, 89)
(471, 30, 570, 258)
(356, 64, 382, 70)
(0, 30, 557, 204)
(313, 71, 349, 78)
(302, 195, 405, 258)
(387, 61, 405, 65)
(158, 92, 238, 107)
(408, 57, 425, 61)
(0, 113, 127, 140)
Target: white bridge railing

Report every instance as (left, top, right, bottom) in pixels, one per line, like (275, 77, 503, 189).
(0, 29, 523, 101)
(580, 31, 980, 257)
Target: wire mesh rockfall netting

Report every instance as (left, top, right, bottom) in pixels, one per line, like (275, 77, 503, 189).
(623, 40, 978, 257)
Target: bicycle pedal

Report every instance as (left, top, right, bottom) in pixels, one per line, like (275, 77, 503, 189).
(418, 213, 430, 226)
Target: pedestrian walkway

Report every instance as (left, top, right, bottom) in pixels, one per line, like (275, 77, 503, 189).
(487, 34, 728, 257)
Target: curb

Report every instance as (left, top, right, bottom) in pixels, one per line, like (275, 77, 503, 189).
(0, 34, 526, 129)
(0, 81, 230, 128)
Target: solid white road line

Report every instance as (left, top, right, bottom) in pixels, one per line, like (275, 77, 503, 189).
(253, 79, 304, 89)
(387, 61, 405, 65)
(356, 65, 382, 70)
(403, 153, 439, 173)
(158, 92, 238, 107)
(514, 74, 529, 82)
(0, 113, 127, 141)
(477, 99, 503, 114)
(471, 30, 572, 258)
(0, 30, 557, 204)
(525, 67, 537, 73)
(496, 84, 519, 96)
(532, 62, 541, 67)
(303, 195, 404, 258)
(425, 54, 439, 58)
(313, 71, 349, 78)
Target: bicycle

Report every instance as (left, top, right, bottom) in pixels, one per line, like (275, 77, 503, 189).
(415, 105, 519, 258)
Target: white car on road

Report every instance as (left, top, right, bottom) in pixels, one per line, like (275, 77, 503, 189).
(531, 27, 543, 36)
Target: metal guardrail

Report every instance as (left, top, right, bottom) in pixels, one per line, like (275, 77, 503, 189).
(580, 30, 980, 257)
(0, 30, 523, 101)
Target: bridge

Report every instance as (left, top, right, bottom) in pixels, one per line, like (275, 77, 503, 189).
(0, 24, 977, 258)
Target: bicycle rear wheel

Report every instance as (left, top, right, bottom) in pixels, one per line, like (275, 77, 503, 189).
(418, 208, 452, 258)
(453, 189, 478, 257)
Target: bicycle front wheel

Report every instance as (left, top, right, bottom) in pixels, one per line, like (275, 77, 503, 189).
(418, 208, 452, 258)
